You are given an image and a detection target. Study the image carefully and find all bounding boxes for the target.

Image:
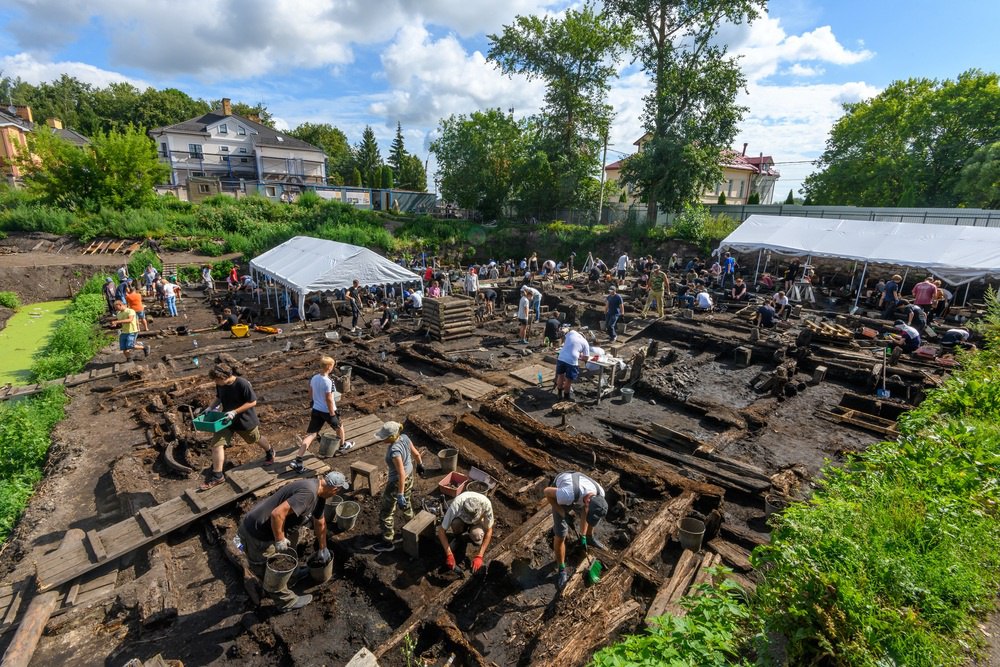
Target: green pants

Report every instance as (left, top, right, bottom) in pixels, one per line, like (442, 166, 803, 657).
(379, 474, 414, 541)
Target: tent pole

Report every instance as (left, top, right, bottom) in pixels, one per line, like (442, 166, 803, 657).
(852, 262, 868, 313)
(753, 249, 762, 287)
(265, 280, 271, 311)
(285, 288, 291, 324)
(803, 255, 811, 281)
(899, 268, 909, 294)
(963, 282, 971, 306)
(761, 252, 770, 278)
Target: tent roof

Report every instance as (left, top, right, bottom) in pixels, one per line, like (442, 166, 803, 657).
(249, 236, 421, 294)
(717, 215, 1000, 285)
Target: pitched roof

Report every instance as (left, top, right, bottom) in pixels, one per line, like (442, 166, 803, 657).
(605, 159, 624, 170)
(52, 127, 89, 146)
(151, 109, 323, 153)
(0, 108, 31, 130)
(719, 150, 758, 172)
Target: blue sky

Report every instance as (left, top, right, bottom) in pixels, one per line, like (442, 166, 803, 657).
(0, 0, 996, 197)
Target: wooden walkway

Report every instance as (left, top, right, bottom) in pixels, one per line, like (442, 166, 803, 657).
(509, 363, 556, 387)
(443, 377, 497, 401)
(0, 363, 136, 402)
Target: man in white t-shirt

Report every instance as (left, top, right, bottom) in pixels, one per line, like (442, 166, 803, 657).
(516, 287, 532, 344)
(544, 471, 609, 589)
(290, 355, 354, 472)
(694, 289, 713, 311)
(615, 253, 629, 281)
(404, 289, 423, 314)
(437, 491, 494, 573)
(523, 285, 542, 322)
(555, 328, 591, 400)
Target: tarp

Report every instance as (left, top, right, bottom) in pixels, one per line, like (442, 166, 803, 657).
(717, 215, 1000, 286)
(249, 236, 421, 319)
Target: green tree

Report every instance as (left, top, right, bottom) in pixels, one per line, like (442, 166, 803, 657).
(803, 71, 1000, 207)
(717, 192, 726, 205)
(956, 141, 1000, 208)
(606, 0, 765, 219)
(352, 167, 363, 187)
(397, 153, 427, 191)
(354, 126, 383, 187)
(488, 3, 629, 209)
(19, 125, 168, 211)
(747, 191, 760, 204)
(287, 122, 353, 184)
(431, 108, 526, 220)
(389, 122, 406, 175)
(784, 188, 795, 205)
(381, 165, 394, 189)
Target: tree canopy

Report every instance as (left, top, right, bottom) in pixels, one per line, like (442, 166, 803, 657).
(803, 70, 1000, 208)
(286, 122, 352, 185)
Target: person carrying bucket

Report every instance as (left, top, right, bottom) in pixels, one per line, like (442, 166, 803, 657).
(237, 470, 350, 612)
(371, 421, 424, 553)
(290, 356, 354, 473)
(543, 471, 609, 590)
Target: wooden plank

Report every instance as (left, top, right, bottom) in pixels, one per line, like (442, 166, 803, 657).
(183, 489, 210, 514)
(443, 378, 495, 400)
(509, 363, 557, 386)
(85, 530, 108, 563)
(707, 538, 752, 573)
(645, 549, 701, 623)
(136, 507, 162, 536)
(0, 580, 28, 631)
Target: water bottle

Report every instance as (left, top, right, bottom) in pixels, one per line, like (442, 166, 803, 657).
(193, 357, 200, 367)
(192, 338, 199, 348)
(233, 535, 244, 552)
(537, 371, 543, 388)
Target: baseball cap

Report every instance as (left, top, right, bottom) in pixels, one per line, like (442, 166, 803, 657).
(893, 320, 905, 327)
(375, 421, 402, 441)
(608, 285, 616, 292)
(105, 277, 113, 283)
(587, 496, 609, 527)
(324, 470, 350, 490)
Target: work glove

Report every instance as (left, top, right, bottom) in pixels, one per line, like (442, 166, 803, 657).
(580, 535, 588, 548)
(416, 462, 425, 475)
(224, 410, 237, 421)
(445, 552, 456, 570)
(274, 538, 292, 552)
(316, 548, 331, 563)
(396, 493, 408, 510)
(472, 555, 484, 574)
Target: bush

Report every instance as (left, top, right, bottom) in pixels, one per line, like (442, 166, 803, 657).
(127, 248, 163, 282)
(31, 292, 110, 381)
(0, 204, 74, 235)
(0, 291, 20, 309)
(79, 274, 112, 296)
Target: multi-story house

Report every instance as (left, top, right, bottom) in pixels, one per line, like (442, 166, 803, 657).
(0, 106, 89, 183)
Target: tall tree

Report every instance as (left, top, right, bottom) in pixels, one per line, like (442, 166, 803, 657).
(488, 3, 629, 209)
(286, 122, 353, 184)
(354, 126, 383, 187)
(784, 189, 795, 205)
(803, 71, 1000, 207)
(431, 108, 526, 220)
(606, 0, 765, 219)
(398, 153, 427, 191)
(956, 141, 1000, 209)
(389, 122, 406, 175)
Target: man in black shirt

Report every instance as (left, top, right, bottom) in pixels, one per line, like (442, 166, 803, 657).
(347, 279, 363, 332)
(754, 301, 777, 329)
(542, 317, 564, 347)
(237, 471, 350, 611)
(217, 308, 239, 331)
(200, 364, 275, 490)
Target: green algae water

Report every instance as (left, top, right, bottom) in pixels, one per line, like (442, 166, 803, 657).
(0, 299, 72, 385)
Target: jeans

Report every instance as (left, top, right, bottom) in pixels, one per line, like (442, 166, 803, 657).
(720, 273, 735, 290)
(532, 296, 541, 322)
(165, 294, 177, 317)
(606, 313, 620, 340)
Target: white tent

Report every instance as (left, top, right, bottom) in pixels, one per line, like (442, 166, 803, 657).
(249, 236, 421, 320)
(717, 215, 1000, 287)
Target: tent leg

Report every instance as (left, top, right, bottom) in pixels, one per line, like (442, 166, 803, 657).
(753, 249, 762, 288)
(963, 282, 971, 306)
(852, 262, 869, 314)
(899, 268, 909, 294)
(285, 288, 291, 324)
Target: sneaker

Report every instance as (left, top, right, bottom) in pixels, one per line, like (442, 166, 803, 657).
(199, 474, 225, 491)
(557, 568, 569, 589)
(281, 594, 313, 612)
(289, 459, 305, 474)
(339, 441, 355, 453)
(589, 535, 608, 551)
(372, 540, 395, 553)
(263, 449, 275, 465)
(143, 344, 151, 358)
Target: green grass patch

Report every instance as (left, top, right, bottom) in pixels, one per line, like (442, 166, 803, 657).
(30, 293, 110, 381)
(0, 291, 20, 310)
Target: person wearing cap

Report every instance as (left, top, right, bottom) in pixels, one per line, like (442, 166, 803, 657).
(516, 287, 532, 344)
(605, 285, 625, 343)
(290, 356, 353, 474)
(102, 276, 117, 315)
(544, 471, 609, 589)
(437, 491, 494, 573)
(879, 274, 902, 319)
(555, 326, 592, 401)
(372, 421, 424, 552)
(889, 319, 921, 353)
(237, 470, 349, 612)
(113, 299, 151, 362)
(200, 364, 274, 490)
(642, 264, 670, 318)
(940, 327, 974, 350)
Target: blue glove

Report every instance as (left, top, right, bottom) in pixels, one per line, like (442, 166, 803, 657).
(317, 548, 331, 563)
(396, 493, 408, 510)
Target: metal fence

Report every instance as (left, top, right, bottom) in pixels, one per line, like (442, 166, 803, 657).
(708, 204, 1000, 228)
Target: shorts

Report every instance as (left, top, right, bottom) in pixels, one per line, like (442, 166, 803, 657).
(617, 270, 626, 279)
(307, 409, 341, 434)
(518, 318, 529, 325)
(119, 332, 137, 351)
(552, 508, 571, 538)
(136, 310, 146, 320)
(210, 425, 261, 448)
(555, 360, 579, 381)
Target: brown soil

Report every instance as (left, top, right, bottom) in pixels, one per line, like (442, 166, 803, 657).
(0, 246, 953, 666)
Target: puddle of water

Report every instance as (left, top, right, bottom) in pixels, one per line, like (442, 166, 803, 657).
(0, 299, 72, 385)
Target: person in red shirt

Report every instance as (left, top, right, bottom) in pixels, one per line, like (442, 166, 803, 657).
(911, 276, 937, 309)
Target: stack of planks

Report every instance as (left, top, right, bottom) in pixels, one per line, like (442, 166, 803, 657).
(423, 296, 474, 341)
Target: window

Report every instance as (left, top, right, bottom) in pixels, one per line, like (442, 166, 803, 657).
(160, 142, 168, 157)
(198, 184, 212, 194)
(727, 179, 734, 196)
(265, 186, 277, 197)
(237, 126, 246, 136)
(239, 147, 248, 153)
(240, 158, 249, 163)
(188, 144, 203, 158)
(220, 146, 229, 152)
(219, 123, 228, 135)
(739, 180, 744, 198)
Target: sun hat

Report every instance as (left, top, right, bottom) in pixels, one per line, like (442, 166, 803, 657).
(375, 421, 403, 441)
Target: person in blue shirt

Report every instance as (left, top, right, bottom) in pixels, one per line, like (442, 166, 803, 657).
(605, 286, 625, 343)
(721, 252, 737, 290)
(879, 274, 902, 319)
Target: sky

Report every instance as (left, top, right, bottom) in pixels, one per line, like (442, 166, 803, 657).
(0, 0, 997, 199)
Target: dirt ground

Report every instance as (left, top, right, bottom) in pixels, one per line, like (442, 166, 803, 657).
(0, 244, 963, 666)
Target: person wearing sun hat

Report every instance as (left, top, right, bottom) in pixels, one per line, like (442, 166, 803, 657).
(372, 421, 424, 553)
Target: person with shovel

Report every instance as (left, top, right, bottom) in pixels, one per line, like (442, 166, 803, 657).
(290, 356, 353, 473)
(237, 470, 350, 612)
(544, 471, 609, 590)
(437, 491, 494, 574)
(372, 421, 424, 552)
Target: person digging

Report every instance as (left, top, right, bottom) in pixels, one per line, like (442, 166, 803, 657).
(237, 470, 350, 612)
(437, 491, 494, 574)
(290, 355, 353, 473)
(200, 364, 275, 490)
(544, 471, 609, 590)
(372, 421, 424, 552)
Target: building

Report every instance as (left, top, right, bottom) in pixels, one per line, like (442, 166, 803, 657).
(149, 98, 327, 197)
(0, 106, 90, 183)
(603, 136, 780, 207)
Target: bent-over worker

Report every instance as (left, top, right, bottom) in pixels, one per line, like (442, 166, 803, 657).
(372, 421, 424, 552)
(237, 471, 349, 611)
(544, 471, 609, 589)
(437, 491, 494, 574)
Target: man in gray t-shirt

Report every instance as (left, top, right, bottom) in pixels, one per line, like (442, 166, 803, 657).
(372, 421, 424, 552)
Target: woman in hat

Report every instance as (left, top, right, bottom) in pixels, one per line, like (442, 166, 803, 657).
(372, 421, 424, 552)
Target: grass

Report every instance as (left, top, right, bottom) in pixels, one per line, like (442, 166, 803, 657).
(0, 291, 19, 310)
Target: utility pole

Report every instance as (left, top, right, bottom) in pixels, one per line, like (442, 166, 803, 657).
(596, 129, 609, 226)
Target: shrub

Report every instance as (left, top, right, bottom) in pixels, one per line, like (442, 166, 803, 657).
(0, 291, 20, 309)
(31, 292, 110, 381)
(128, 248, 163, 281)
(0, 204, 74, 235)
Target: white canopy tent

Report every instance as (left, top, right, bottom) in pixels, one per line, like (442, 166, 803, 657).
(249, 236, 422, 320)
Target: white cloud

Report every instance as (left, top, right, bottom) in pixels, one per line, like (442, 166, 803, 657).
(785, 63, 824, 77)
(0, 52, 148, 89)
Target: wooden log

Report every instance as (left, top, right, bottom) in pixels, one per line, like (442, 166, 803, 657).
(707, 538, 752, 573)
(138, 542, 178, 626)
(2, 530, 84, 667)
(453, 413, 557, 474)
(645, 549, 701, 623)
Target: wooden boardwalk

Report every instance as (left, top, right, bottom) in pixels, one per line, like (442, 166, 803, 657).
(443, 377, 497, 401)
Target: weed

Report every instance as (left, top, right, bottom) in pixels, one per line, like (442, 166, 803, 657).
(0, 291, 20, 310)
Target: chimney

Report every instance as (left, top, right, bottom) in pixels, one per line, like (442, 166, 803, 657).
(46, 118, 63, 130)
(742, 142, 748, 156)
(13, 105, 32, 123)
(221, 98, 231, 116)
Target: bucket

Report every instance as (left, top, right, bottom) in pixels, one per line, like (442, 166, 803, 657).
(335, 501, 360, 531)
(309, 557, 334, 584)
(876, 388, 891, 399)
(765, 494, 789, 517)
(263, 553, 298, 592)
(620, 388, 635, 404)
(318, 433, 340, 457)
(325, 331, 340, 342)
(438, 448, 458, 473)
(466, 480, 489, 494)
(324, 495, 344, 523)
(678, 517, 706, 552)
(339, 365, 352, 394)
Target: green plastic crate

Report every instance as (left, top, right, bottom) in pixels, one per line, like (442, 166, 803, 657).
(192, 411, 232, 433)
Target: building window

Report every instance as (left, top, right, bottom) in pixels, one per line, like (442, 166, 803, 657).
(237, 126, 246, 136)
(240, 158, 249, 163)
(188, 144, 203, 158)
(727, 179, 734, 196)
(239, 147, 248, 153)
(219, 124, 228, 135)
(265, 186, 277, 197)
(160, 142, 168, 157)
(739, 180, 744, 198)
(220, 146, 229, 152)
(198, 184, 212, 194)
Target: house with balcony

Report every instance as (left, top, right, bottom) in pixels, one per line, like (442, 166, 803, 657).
(149, 98, 327, 199)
